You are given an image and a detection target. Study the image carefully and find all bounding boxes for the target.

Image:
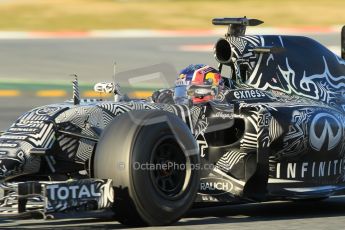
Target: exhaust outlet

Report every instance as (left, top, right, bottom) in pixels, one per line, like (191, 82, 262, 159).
(214, 38, 233, 65)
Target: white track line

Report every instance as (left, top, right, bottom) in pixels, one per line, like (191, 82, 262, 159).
(0, 27, 341, 39)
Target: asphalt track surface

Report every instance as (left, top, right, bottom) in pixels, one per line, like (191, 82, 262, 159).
(0, 33, 341, 82)
(0, 32, 344, 229)
(1, 197, 345, 229)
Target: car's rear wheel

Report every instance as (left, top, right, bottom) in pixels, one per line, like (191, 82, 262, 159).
(291, 197, 329, 202)
(93, 110, 200, 226)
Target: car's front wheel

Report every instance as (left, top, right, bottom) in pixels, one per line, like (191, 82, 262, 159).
(93, 110, 200, 226)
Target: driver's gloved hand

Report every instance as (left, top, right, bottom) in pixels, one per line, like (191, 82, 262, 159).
(152, 89, 175, 104)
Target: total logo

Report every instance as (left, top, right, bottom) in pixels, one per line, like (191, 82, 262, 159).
(46, 183, 101, 200)
(199, 177, 233, 195)
(233, 89, 266, 99)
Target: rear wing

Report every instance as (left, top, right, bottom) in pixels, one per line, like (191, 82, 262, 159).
(342, 25, 345, 59)
(212, 17, 263, 37)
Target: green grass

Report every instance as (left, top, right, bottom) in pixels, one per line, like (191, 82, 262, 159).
(0, 0, 343, 31)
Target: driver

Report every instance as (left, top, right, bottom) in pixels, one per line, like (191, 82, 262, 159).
(174, 64, 223, 105)
(151, 64, 224, 104)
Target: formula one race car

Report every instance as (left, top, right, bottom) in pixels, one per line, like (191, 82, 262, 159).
(1, 17, 345, 226)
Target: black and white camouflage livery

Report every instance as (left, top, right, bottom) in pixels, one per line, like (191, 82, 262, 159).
(1, 17, 345, 223)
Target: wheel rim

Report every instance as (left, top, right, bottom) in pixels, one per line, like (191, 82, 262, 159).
(150, 137, 188, 199)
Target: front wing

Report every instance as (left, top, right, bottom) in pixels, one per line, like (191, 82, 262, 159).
(0, 179, 114, 219)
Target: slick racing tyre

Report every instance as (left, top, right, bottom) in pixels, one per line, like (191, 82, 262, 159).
(291, 197, 329, 202)
(94, 110, 200, 226)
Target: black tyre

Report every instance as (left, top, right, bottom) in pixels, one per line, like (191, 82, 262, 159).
(291, 197, 329, 202)
(93, 110, 200, 226)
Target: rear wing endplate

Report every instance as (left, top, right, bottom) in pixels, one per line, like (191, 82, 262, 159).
(341, 26, 345, 59)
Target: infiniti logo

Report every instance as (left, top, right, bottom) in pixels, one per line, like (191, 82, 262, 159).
(309, 113, 342, 151)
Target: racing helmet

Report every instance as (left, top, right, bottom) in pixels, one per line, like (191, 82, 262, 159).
(174, 64, 223, 104)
